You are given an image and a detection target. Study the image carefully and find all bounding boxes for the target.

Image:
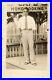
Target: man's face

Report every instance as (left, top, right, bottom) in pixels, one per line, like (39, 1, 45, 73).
(23, 9, 28, 16)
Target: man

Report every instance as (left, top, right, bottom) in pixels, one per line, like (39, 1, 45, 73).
(18, 8, 37, 65)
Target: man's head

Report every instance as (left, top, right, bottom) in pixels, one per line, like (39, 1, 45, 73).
(23, 7, 29, 16)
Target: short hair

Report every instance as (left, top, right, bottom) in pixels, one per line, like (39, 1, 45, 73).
(23, 7, 29, 12)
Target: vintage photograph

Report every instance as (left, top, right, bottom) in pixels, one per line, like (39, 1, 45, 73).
(2, 2, 50, 78)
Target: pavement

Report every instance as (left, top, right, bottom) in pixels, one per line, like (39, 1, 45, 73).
(6, 54, 48, 70)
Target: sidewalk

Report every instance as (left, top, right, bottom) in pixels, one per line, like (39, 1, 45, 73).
(6, 54, 48, 70)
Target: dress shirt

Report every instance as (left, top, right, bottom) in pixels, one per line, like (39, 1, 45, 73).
(18, 15, 36, 30)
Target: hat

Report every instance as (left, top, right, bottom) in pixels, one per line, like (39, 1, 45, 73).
(23, 7, 29, 12)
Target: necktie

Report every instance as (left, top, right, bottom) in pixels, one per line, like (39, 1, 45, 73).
(25, 16, 28, 30)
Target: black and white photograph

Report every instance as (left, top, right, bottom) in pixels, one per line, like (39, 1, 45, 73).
(2, 2, 50, 78)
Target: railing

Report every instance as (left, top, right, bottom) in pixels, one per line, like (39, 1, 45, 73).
(6, 34, 47, 58)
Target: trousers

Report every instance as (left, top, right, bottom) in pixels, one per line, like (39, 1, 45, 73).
(21, 30, 35, 63)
